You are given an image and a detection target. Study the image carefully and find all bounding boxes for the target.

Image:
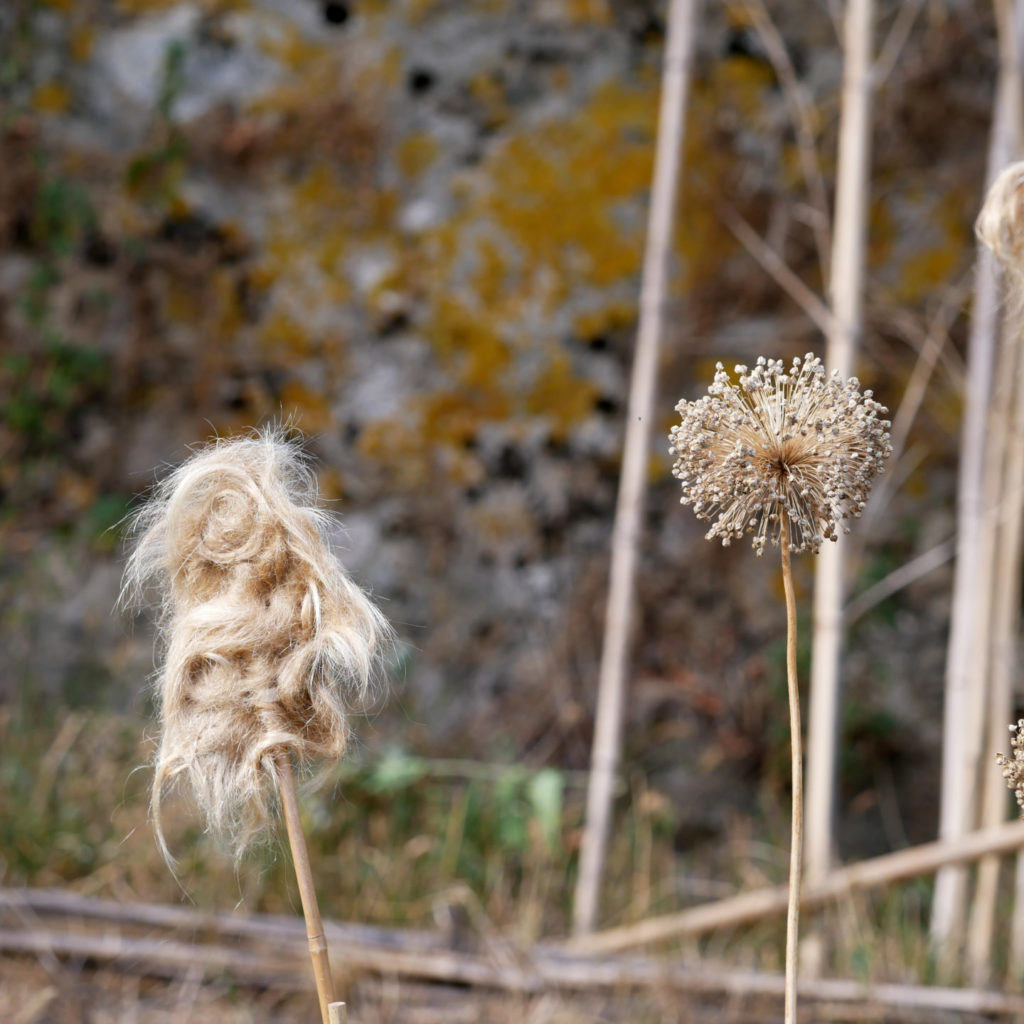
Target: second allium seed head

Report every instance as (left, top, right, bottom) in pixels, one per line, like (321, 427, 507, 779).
(668, 354, 892, 555)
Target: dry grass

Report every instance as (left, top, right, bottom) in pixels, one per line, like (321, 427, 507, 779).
(0, 704, 1005, 1021)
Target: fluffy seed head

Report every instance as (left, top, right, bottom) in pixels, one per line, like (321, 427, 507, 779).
(668, 354, 892, 555)
(976, 161, 1024, 273)
(121, 428, 391, 859)
(977, 161, 1024, 329)
(997, 719, 1024, 816)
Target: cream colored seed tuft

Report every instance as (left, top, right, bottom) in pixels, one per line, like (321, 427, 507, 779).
(121, 428, 391, 860)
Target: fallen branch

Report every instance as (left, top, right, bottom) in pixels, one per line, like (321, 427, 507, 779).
(0, 886, 443, 954)
(570, 820, 1024, 954)
(2, 919, 1024, 1018)
(0, 927, 304, 985)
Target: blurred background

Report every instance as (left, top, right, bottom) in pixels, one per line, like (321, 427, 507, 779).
(0, 0, 996, 1019)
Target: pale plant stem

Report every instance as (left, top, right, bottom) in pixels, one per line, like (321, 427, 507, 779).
(572, 0, 698, 937)
(276, 750, 336, 1024)
(933, 0, 1024, 962)
(780, 511, 803, 1024)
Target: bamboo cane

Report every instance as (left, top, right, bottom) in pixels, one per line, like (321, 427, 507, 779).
(804, 0, 874, 980)
(932, 0, 1024, 965)
(964, 262, 1022, 987)
(570, 820, 1024, 955)
(7, 921, 1024, 1015)
(573, 0, 699, 937)
(967, 19, 1024, 975)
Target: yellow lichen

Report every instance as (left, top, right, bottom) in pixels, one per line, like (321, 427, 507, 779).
(32, 82, 71, 116)
(525, 352, 599, 443)
(573, 301, 635, 341)
(397, 134, 440, 178)
(70, 26, 95, 62)
(277, 379, 334, 433)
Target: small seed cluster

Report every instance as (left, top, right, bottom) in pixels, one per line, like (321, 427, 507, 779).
(668, 354, 892, 555)
(997, 721, 1024, 816)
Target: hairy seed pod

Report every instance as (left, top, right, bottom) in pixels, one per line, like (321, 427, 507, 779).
(122, 429, 391, 859)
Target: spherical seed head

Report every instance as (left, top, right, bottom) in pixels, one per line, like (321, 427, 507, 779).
(996, 718, 1024, 817)
(667, 354, 892, 555)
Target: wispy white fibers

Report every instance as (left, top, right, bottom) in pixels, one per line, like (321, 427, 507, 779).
(122, 428, 390, 860)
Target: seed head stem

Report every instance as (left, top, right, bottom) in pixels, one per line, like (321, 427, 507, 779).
(781, 510, 803, 1024)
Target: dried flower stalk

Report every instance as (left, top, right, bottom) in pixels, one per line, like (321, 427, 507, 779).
(669, 355, 890, 1022)
(123, 428, 389, 1022)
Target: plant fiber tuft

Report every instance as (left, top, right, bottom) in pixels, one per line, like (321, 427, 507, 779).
(122, 429, 389, 859)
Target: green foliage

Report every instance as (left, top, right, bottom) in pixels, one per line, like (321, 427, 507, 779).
(324, 753, 571, 925)
(2, 332, 108, 454)
(156, 40, 186, 121)
(30, 176, 96, 258)
(125, 41, 188, 205)
(83, 493, 134, 552)
(0, 164, 111, 511)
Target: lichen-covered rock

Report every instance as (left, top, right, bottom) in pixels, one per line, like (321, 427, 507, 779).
(0, 0, 988, 849)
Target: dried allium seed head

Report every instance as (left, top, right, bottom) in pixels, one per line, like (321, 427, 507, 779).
(668, 354, 892, 555)
(996, 719, 1024, 816)
(121, 428, 391, 859)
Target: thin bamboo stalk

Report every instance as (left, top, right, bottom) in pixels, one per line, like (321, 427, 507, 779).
(960, 320, 1016, 985)
(804, 0, 874, 979)
(570, 820, 1024, 955)
(932, 0, 1024, 963)
(967, 13, 1024, 976)
(572, 0, 699, 937)
(276, 750, 336, 1024)
(966, 317, 1024, 988)
(780, 513, 803, 1024)
(1015, 852, 1024, 972)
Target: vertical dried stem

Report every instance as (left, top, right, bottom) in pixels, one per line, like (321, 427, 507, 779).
(967, 299, 1024, 986)
(780, 511, 803, 1024)
(932, 0, 1024, 966)
(276, 750, 336, 1024)
(804, 0, 873, 979)
(573, 0, 699, 937)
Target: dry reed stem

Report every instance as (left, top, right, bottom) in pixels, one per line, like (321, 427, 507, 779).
(932, 0, 1024, 960)
(276, 749, 335, 1024)
(805, 0, 874, 982)
(780, 511, 803, 1024)
(568, 820, 1024, 956)
(968, 158, 1024, 983)
(573, 0, 698, 937)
